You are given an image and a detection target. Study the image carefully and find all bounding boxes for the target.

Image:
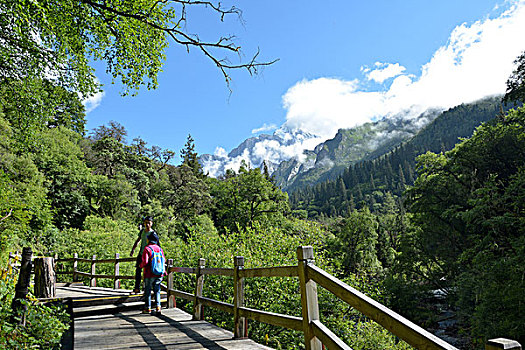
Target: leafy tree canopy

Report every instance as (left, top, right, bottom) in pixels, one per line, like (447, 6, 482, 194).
(403, 106, 525, 343)
(210, 162, 289, 233)
(504, 50, 525, 103)
(0, 78, 86, 150)
(0, 0, 276, 97)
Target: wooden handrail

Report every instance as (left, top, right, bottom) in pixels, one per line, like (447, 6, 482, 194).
(168, 266, 196, 274)
(306, 264, 457, 350)
(311, 320, 352, 350)
(57, 257, 136, 264)
(239, 265, 298, 278)
(198, 295, 234, 314)
(239, 306, 303, 332)
(201, 267, 234, 276)
(51, 250, 521, 350)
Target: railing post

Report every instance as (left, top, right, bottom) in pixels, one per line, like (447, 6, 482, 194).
(167, 259, 176, 309)
(11, 247, 32, 325)
(73, 253, 78, 282)
(192, 258, 205, 320)
(114, 253, 120, 289)
(90, 255, 96, 288)
(234, 256, 247, 339)
(34, 257, 56, 298)
(486, 339, 522, 350)
(297, 246, 322, 350)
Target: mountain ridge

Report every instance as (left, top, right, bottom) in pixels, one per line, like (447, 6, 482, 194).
(199, 96, 507, 196)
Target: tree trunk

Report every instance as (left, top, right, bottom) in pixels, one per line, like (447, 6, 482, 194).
(34, 257, 56, 298)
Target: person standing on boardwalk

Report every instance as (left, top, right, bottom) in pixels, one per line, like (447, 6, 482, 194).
(140, 232, 166, 315)
(130, 216, 156, 293)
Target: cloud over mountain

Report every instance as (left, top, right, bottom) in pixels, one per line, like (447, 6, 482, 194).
(202, 0, 525, 176)
(283, 1, 525, 138)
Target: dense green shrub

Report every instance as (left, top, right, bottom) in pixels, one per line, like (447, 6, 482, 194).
(51, 215, 138, 288)
(0, 267, 69, 349)
(163, 219, 411, 349)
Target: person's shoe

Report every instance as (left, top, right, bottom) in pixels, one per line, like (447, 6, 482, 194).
(141, 308, 151, 314)
(153, 306, 161, 315)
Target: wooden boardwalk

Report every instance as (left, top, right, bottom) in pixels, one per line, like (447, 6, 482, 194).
(55, 284, 273, 350)
(75, 308, 273, 349)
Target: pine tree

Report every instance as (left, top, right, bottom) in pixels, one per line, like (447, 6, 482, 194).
(180, 134, 203, 177)
(397, 164, 406, 189)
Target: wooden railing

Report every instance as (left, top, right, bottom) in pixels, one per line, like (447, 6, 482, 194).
(54, 247, 522, 350)
(57, 253, 136, 289)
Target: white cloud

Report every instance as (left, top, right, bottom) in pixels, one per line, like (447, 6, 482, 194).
(252, 123, 278, 134)
(364, 62, 407, 83)
(282, 0, 525, 140)
(83, 90, 105, 113)
(203, 0, 525, 177)
(213, 146, 228, 158)
(282, 77, 382, 140)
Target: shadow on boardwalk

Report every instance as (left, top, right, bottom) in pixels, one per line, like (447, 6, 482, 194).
(74, 308, 272, 350)
(116, 312, 228, 350)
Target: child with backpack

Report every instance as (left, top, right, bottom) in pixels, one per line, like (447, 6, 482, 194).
(139, 232, 166, 315)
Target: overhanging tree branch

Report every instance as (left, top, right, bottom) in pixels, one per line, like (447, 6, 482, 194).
(80, 0, 278, 89)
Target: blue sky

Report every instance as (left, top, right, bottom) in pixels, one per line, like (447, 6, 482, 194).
(85, 0, 525, 165)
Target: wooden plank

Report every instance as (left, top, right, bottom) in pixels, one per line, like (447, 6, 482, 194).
(72, 294, 153, 307)
(89, 274, 118, 279)
(55, 286, 135, 300)
(240, 266, 298, 278)
(233, 256, 246, 338)
(201, 267, 234, 276)
(307, 265, 458, 350)
(56, 282, 84, 287)
(311, 319, 353, 350)
(193, 258, 206, 320)
(168, 266, 196, 274)
(56, 258, 75, 263)
(58, 257, 136, 263)
(74, 307, 273, 349)
(95, 257, 137, 264)
(93, 258, 118, 264)
(115, 275, 134, 280)
(170, 289, 195, 301)
(74, 271, 134, 280)
(486, 338, 522, 350)
(198, 295, 234, 314)
(239, 306, 303, 331)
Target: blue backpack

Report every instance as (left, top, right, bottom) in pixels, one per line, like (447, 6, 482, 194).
(148, 246, 165, 275)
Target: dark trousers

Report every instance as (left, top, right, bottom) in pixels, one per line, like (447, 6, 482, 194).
(134, 254, 142, 291)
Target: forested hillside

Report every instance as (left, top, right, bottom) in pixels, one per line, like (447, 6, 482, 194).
(273, 108, 442, 192)
(288, 96, 515, 218)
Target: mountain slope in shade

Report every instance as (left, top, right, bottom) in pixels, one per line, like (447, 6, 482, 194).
(288, 96, 511, 217)
(272, 109, 442, 191)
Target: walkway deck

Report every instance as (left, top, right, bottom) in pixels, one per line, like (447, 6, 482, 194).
(55, 284, 273, 350)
